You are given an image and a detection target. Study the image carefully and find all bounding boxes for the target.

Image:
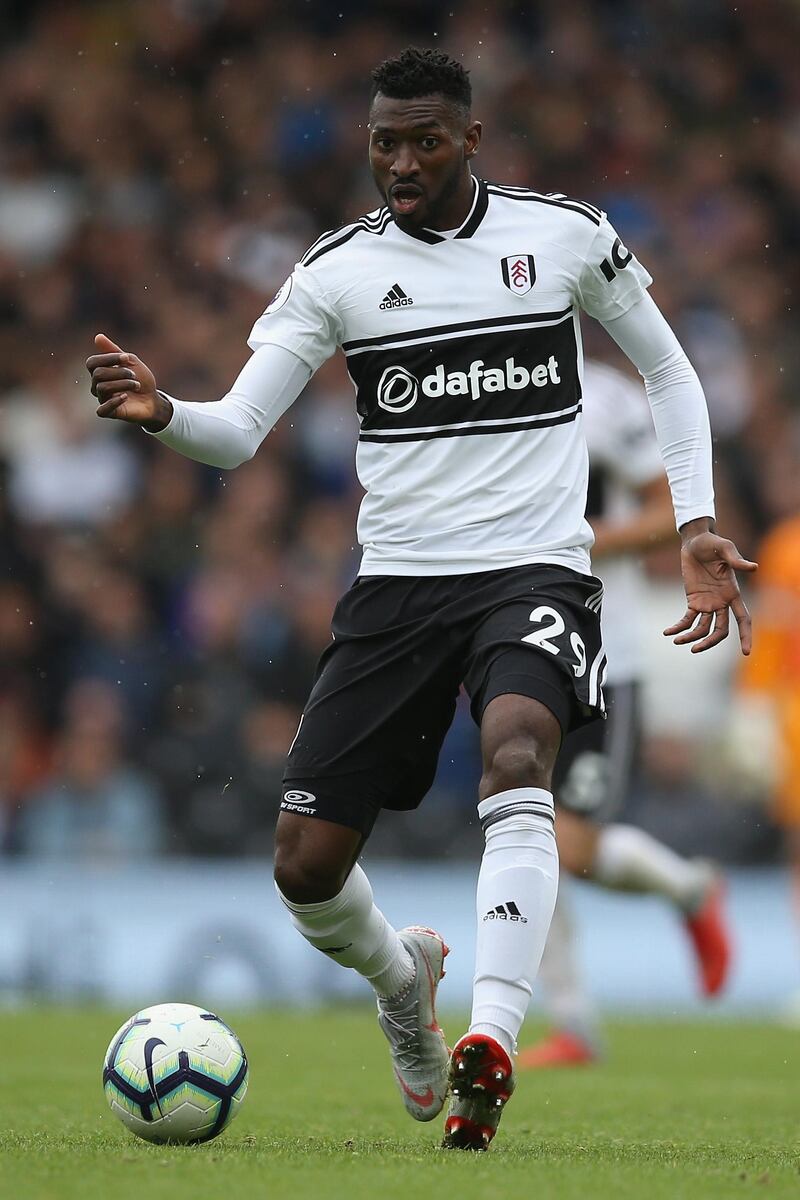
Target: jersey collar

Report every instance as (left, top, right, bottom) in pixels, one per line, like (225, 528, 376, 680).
(395, 176, 489, 244)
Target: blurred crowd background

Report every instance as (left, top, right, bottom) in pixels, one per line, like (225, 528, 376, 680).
(0, 0, 797, 864)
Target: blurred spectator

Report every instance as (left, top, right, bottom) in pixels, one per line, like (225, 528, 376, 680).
(61, 564, 166, 729)
(13, 680, 165, 859)
(3, 364, 140, 527)
(0, 690, 52, 850)
(0, 104, 82, 264)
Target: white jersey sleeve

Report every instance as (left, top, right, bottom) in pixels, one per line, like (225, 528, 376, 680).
(577, 215, 653, 322)
(602, 293, 715, 528)
(247, 263, 341, 372)
(147, 343, 311, 468)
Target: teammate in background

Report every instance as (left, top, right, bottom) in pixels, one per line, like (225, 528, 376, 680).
(518, 361, 731, 1071)
(86, 48, 755, 1150)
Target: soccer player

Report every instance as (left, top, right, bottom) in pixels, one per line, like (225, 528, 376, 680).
(518, 360, 731, 1071)
(87, 47, 755, 1150)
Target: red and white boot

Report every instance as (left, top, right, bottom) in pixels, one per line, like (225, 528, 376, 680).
(442, 1034, 516, 1150)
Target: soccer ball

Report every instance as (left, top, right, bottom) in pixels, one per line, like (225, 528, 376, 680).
(102, 1002, 248, 1144)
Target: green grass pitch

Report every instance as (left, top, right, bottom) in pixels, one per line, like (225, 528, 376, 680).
(0, 1009, 797, 1199)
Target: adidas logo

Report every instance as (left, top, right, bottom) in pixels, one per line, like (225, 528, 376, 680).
(482, 902, 528, 923)
(379, 283, 414, 309)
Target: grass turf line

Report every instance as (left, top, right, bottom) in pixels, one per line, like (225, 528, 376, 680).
(0, 1009, 797, 1199)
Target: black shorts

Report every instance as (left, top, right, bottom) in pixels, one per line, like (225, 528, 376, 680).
(553, 682, 640, 821)
(281, 563, 605, 835)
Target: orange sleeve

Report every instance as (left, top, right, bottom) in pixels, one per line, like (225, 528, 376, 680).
(739, 526, 800, 695)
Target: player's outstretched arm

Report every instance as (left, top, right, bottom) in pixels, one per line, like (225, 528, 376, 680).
(665, 517, 758, 655)
(86, 334, 311, 469)
(86, 334, 173, 431)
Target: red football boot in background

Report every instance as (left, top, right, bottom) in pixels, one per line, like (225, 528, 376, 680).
(685, 880, 731, 997)
(517, 1029, 600, 1070)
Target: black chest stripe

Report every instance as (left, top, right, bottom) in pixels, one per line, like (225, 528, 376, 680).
(359, 404, 582, 443)
(350, 319, 581, 438)
(342, 307, 573, 354)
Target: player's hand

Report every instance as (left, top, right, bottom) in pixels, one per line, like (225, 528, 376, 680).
(86, 334, 172, 431)
(664, 528, 757, 655)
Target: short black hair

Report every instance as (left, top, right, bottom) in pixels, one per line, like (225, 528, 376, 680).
(370, 47, 471, 115)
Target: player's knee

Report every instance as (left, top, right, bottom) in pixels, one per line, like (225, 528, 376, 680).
(480, 736, 552, 799)
(273, 826, 350, 904)
(273, 853, 347, 904)
(274, 808, 364, 904)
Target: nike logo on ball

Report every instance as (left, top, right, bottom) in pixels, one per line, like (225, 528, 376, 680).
(143, 1037, 167, 1118)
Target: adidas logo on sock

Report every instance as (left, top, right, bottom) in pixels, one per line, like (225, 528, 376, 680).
(379, 283, 414, 309)
(482, 901, 528, 923)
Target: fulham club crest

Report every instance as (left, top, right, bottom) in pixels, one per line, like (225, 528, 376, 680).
(501, 254, 536, 295)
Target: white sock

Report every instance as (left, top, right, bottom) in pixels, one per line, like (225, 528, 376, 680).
(537, 883, 601, 1045)
(593, 824, 710, 912)
(470, 787, 559, 1059)
(276, 863, 415, 999)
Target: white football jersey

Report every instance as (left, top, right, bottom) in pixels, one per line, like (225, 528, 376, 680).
(248, 177, 653, 577)
(582, 360, 664, 684)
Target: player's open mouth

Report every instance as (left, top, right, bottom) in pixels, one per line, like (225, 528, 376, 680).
(391, 186, 423, 215)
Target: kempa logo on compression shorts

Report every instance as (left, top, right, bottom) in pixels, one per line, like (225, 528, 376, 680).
(376, 355, 562, 413)
(281, 789, 317, 815)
